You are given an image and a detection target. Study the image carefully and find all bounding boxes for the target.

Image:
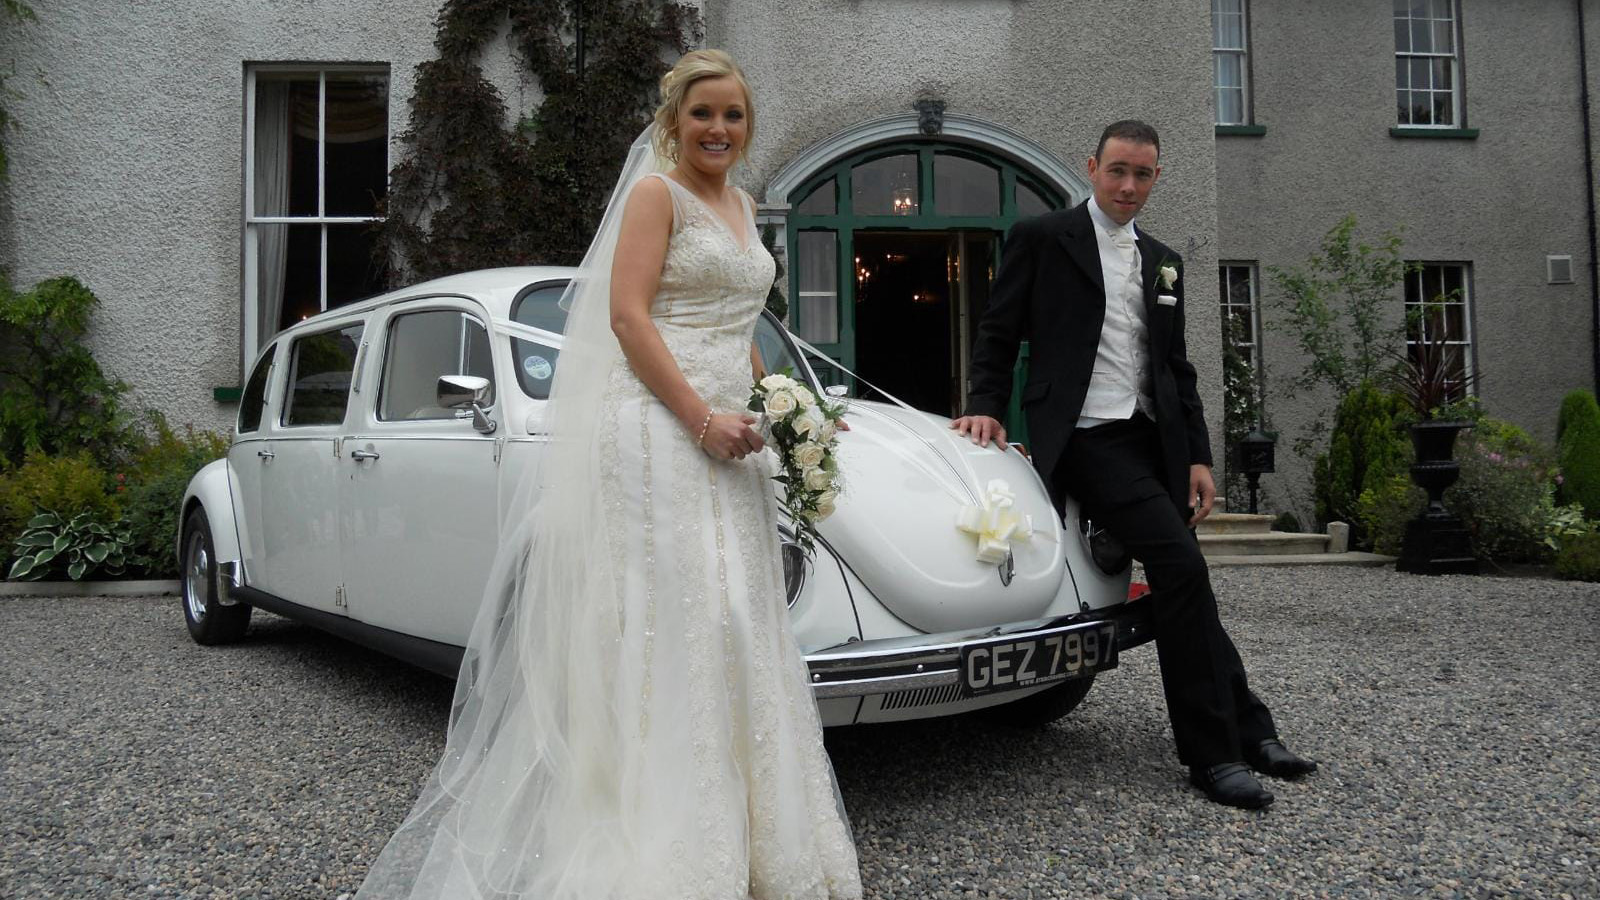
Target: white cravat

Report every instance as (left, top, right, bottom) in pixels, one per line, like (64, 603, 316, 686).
(1079, 197, 1155, 428)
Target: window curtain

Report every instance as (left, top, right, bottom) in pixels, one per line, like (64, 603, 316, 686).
(254, 81, 290, 343)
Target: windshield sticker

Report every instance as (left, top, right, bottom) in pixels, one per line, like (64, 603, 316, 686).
(523, 355, 553, 381)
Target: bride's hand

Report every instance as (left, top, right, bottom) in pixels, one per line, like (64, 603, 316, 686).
(699, 412, 765, 460)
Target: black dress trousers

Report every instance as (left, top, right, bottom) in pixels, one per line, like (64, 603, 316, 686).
(1055, 412, 1278, 768)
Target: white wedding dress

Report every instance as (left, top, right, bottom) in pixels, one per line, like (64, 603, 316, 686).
(355, 170, 862, 900)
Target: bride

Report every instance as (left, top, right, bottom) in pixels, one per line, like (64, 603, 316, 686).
(354, 50, 863, 899)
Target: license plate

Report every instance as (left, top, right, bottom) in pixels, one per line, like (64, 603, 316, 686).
(960, 622, 1118, 696)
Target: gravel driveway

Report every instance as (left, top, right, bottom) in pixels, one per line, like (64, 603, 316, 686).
(2, 567, 1596, 899)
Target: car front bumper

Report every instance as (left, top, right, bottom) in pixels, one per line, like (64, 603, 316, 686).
(802, 598, 1156, 700)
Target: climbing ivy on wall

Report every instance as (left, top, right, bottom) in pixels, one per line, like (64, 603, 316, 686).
(0, 0, 38, 187)
(379, 0, 701, 284)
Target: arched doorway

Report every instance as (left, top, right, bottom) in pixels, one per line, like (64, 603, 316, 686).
(778, 124, 1080, 427)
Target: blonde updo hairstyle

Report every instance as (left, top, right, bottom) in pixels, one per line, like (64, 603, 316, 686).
(652, 49, 754, 164)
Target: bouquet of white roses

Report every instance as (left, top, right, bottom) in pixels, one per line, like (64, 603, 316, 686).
(749, 370, 847, 552)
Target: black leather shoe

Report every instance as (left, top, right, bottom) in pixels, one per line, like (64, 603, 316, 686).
(1189, 762, 1275, 809)
(1245, 738, 1318, 778)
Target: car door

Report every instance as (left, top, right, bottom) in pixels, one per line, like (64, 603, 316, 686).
(339, 300, 502, 646)
(252, 318, 366, 614)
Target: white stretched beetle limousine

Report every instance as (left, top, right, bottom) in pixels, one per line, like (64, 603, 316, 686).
(180, 267, 1154, 727)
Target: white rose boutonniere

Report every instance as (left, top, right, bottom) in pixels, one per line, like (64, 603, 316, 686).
(1158, 264, 1179, 290)
(749, 368, 849, 552)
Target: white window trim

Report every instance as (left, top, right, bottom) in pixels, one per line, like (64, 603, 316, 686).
(242, 63, 390, 371)
(1219, 261, 1263, 401)
(1404, 261, 1476, 395)
(1394, 0, 1463, 129)
(1212, 0, 1251, 126)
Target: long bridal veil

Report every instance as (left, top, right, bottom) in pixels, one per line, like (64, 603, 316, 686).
(354, 128, 671, 899)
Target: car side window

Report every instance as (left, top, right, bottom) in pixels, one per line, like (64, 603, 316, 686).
(282, 323, 365, 427)
(511, 282, 567, 400)
(378, 309, 495, 421)
(237, 343, 277, 433)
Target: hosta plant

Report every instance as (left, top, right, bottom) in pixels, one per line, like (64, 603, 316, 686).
(7, 510, 131, 581)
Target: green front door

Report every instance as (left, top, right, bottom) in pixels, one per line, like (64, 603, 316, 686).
(786, 141, 1065, 440)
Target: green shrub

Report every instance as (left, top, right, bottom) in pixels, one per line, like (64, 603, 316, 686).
(7, 510, 131, 581)
(1555, 531, 1600, 582)
(0, 451, 117, 557)
(1313, 380, 1410, 547)
(0, 275, 141, 468)
(1355, 412, 1575, 565)
(1271, 511, 1302, 533)
(120, 416, 229, 576)
(1445, 421, 1559, 564)
(1556, 389, 1600, 519)
(1356, 472, 1421, 557)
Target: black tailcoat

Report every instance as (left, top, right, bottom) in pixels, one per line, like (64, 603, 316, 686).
(964, 201, 1213, 510)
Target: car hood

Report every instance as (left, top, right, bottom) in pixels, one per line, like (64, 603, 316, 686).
(806, 399, 1067, 634)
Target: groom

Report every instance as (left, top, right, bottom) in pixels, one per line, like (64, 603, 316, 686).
(952, 120, 1316, 809)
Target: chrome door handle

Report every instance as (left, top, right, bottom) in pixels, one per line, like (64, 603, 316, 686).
(256, 449, 275, 460)
(350, 448, 381, 461)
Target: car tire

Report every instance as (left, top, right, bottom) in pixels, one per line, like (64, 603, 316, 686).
(181, 507, 251, 645)
(978, 675, 1095, 729)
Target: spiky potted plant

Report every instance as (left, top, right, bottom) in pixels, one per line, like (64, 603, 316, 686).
(1387, 315, 1480, 574)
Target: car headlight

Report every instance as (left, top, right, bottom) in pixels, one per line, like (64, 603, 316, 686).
(1080, 517, 1130, 576)
(777, 526, 807, 608)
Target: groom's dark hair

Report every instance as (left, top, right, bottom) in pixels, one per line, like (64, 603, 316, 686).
(1095, 120, 1160, 161)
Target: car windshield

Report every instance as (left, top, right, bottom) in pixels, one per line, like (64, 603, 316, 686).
(508, 279, 818, 401)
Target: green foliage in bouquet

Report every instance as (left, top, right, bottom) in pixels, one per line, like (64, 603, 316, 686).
(119, 416, 230, 577)
(0, 451, 118, 559)
(1555, 389, 1600, 518)
(0, 275, 140, 468)
(1312, 380, 1409, 545)
(8, 510, 131, 581)
(1555, 531, 1600, 582)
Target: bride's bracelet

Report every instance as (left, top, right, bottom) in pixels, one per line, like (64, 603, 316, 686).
(694, 410, 714, 446)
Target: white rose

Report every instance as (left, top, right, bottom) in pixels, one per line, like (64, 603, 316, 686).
(792, 442, 826, 469)
(1159, 265, 1179, 289)
(760, 373, 794, 392)
(792, 404, 825, 437)
(793, 386, 817, 409)
(802, 466, 832, 491)
(817, 418, 837, 442)
(764, 389, 797, 417)
(815, 490, 838, 520)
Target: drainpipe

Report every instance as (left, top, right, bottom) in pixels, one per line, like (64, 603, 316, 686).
(1579, 0, 1600, 394)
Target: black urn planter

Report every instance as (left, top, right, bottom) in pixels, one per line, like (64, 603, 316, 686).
(1397, 420, 1479, 575)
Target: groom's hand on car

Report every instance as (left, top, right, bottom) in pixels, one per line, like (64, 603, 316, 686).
(950, 415, 1007, 449)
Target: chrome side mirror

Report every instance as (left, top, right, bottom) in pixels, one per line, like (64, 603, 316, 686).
(824, 384, 849, 399)
(438, 375, 497, 434)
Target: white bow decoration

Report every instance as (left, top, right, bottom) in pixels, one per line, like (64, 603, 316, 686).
(956, 479, 1038, 565)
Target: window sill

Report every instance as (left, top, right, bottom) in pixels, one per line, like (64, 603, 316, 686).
(1215, 124, 1266, 137)
(214, 386, 242, 403)
(1390, 127, 1479, 140)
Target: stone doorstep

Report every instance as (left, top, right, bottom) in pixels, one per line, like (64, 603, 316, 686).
(1197, 531, 1333, 556)
(0, 579, 179, 598)
(1195, 513, 1276, 535)
(1207, 551, 1397, 568)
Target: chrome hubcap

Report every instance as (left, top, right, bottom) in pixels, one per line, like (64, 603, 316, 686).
(184, 530, 210, 621)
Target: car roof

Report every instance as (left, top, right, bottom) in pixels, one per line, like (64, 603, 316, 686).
(274, 266, 579, 338)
